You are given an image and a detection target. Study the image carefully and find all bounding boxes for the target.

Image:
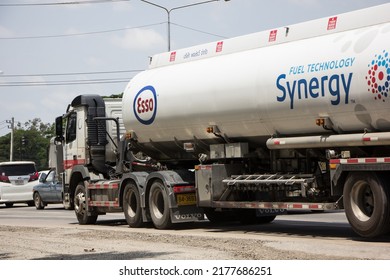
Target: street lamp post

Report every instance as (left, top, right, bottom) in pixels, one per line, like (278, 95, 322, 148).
(6, 117, 14, 161)
(141, 0, 229, 51)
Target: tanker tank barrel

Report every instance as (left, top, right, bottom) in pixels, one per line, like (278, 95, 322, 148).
(122, 4, 390, 158)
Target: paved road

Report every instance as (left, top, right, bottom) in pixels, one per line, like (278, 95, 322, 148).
(1, 203, 390, 259)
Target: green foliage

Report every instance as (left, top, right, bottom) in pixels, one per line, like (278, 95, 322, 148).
(103, 93, 123, 99)
(0, 118, 55, 171)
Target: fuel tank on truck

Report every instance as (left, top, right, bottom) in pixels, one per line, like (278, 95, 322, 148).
(122, 4, 390, 161)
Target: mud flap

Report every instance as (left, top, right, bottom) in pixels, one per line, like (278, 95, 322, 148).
(170, 206, 204, 223)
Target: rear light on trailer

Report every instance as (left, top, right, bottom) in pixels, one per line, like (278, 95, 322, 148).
(173, 185, 195, 194)
(29, 172, 39, 182)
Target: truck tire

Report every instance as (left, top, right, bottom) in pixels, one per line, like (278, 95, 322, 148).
(34, 192, 45, 210)
(343, 172, 390, 238)
(74, 183, 98, 225)
(148, 181, 172, 229)
(123, 182, 144, 228)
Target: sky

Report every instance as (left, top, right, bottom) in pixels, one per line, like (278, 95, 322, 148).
(0, 0, 389, 136)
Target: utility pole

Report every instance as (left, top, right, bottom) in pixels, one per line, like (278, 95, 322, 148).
(141, 0, 230, 51)
(6, 117, 14, 161)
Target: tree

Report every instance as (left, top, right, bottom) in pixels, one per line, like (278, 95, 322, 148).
(0, 118, 55, 170)
(103, 93, 123, 99)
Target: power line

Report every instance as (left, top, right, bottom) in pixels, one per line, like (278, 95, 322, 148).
(171, 22, 227, 39)
(0, 78, 131, 87)
(0, 2, 228, 42)
(0, 69, 142, 87)
(0, 22, 165, 40)
(3, 77, 129, 84)
(0, 0, 129, 7)
(1, 69, 143, 77)
(0, 75, 135, 86)
(0, 21, 226, 40)
(0, 72, 138, 87)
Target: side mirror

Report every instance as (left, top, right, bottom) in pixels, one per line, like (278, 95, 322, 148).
(55, 116, 64, 142)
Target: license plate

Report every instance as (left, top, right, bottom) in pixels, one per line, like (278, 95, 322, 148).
(15, 180, 24, 185)
(176, 193, 197, 206)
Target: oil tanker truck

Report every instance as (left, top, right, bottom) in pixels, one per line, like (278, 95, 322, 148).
(54, 4, 390, 237)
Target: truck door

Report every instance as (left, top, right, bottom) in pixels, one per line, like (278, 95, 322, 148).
(63, 109, 87, 181)
(41, 169, 56, 201)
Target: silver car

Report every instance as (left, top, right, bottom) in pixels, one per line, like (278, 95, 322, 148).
(32, 168, 63, 209)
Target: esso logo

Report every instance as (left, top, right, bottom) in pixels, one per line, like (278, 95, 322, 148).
(133, 85, 157, 125)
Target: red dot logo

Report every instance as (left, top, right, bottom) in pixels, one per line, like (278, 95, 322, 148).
(366, 50, 390, 102)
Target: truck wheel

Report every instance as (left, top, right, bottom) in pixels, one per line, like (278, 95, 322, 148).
(123, 182, 144, 228)
(34, 192, 45, 210)
(343, 172, 390, 237)
(74, 183, 98, 225)
(148, 181, 172, 229)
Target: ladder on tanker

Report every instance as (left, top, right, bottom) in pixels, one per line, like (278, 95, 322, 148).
(222, 174, 315, 198)
(214, 173, 336, 210)
(223, 174, 315, 188)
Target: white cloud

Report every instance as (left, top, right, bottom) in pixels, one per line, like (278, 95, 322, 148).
(38, 91, 80, 124)
(85, 56, 103, 67)
(287, 0, 321, 7)
(0, 25, 14, 37)
(112, 1, 134, 13)
(65, 27, 81, 35)
(112, 28, 165, 50)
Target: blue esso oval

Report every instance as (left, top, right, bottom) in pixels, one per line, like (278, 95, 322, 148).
(133, 85, 157, 125)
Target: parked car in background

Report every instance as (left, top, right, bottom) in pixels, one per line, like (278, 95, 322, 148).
(33, 168, 65, 209)
(0, 161, 39, 207)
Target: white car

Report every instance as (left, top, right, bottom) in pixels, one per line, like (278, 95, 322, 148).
(0, 161, 39, 207)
